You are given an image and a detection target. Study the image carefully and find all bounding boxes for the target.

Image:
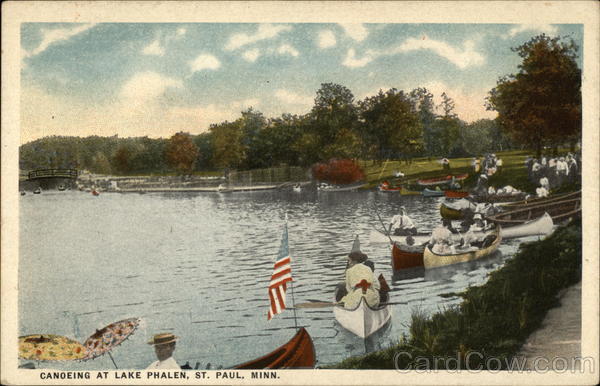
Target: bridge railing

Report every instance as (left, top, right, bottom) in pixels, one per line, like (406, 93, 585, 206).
(27, 169, 78, 180)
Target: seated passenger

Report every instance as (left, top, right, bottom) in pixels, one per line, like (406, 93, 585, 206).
(339, 251, 380, 309)
(390, 207, 417, 236)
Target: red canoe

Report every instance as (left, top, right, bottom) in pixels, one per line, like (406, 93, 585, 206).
(233, 327, 316, 369)
(417, 173, 469, 186)
(444, 190, 469, 198)
(392, 242, 425, 271)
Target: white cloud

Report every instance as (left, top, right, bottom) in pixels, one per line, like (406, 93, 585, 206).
(21, 84, 263, 143)
(343, 36, 485, 69)
(506, 24, 558, 38)
(418, 81, 497, 122)
(189, 54, 221, 73)
(317, 30, 336, 49)
(142, 39, 165, 56)
(242, 48, 261, 62)
(24, 23, 96, 58)
(120, 72, 182, 107)
(225, 24, 292, 51)
(274, 89, 313, 106)
(339, 23, 369, 42)
(277, 44, 299, 57)
(342, 48, 375, 68)
(394, 37, 485, 69)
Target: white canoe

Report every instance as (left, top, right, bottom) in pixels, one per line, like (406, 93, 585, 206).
(500, 212, 554, 239)
(333, 295, 391, 339)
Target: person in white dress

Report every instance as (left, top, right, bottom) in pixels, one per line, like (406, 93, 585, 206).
(390, 207, 417, 235)
(339, 251, 380, 309)
(429, 221, 456, 255)
(147, 333, 181, 369)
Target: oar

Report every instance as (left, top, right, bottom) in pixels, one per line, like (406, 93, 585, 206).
(373, 205, 394, 245)
(293, 301, 407, 309)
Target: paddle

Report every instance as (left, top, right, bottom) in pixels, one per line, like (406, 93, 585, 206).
(293, 300, 407, 309)
(373, 205, 394, 245)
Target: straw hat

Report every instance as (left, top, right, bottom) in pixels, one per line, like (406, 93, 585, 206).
(147, 333, 178, 346)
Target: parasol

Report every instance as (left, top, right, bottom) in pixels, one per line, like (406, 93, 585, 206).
(19, 334, 88, 361)
(83, 317, 140, 368)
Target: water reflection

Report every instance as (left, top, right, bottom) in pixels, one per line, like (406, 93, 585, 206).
(19, 190, 523, 369)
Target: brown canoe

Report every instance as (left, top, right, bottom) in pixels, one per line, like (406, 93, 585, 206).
(392, 242, 425, 271)
(444, 190, 469, 198)
(233, 327, 316, 369)
(486, 197, 581, 226)
(498, 190, 581, 209)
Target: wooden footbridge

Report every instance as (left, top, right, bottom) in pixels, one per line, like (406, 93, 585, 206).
(27, 169, 78, 180)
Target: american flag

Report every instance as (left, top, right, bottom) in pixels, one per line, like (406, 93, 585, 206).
(267, 223, 293, 321)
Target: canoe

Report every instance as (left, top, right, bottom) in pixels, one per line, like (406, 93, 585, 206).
(423, 227, 501, 269)
(417, 173, 469, 186)
(333, 292, 391, 339)
(440, 199, 477, 220)
(444, 190, 469, 198)
(33, 188, 42, 194)
(318, 182, 368, 192)
(500, 212, 554, 239)
(400, 187, 421, 195)
(422, 188, 445, 197)
(473, 192, 527, 203)
(378, 185, 401, 192)
(391, 242, 425, 271)
(486, 198, 581, 226)
(369, 229, 431, 245)
(233, 327, 316, 369)
(498, 190, 581, 209)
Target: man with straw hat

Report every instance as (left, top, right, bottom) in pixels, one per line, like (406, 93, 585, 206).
(147, 333, 180, 369)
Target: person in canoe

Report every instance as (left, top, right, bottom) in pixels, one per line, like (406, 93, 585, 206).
(147, 333, 181, 369)
(338, 251, 380, 309)
(429, 220, 457, 255)
(390, 207, 417, 236)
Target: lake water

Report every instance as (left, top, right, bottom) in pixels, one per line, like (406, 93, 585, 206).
(19, 189, 532, 369)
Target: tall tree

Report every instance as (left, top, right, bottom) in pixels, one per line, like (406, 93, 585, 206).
(409, 87, 437, 156)
(210, 121, 245, 169)
(486, 34, 581, 158)
(359, 88, 423, 161)
(308, 83, 360, 160)
(164, 132, 199, 174)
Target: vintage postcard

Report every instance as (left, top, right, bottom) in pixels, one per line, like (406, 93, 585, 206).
(2, 1, 599, 385)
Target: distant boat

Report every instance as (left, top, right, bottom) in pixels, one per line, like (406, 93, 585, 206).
(422, 188, 445, 197)
(92, 189, 100, 196)
(317, 182, 367, 192)
(57, 184, 66, 191)
(20, 191, 26, 196)
(417, 173, 469, 187)
(33, 188, 42, 194)
(293, 184, 302, 193)
(444, 190, 469, 198)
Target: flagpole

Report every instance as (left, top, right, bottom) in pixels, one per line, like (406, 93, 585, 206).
(285, 214, 299, 332)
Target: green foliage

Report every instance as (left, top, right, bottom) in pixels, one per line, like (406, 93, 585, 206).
(164, 132, 199, 174)
(487, 34, 581, 158)
(328, 219, 581, 369)
(359, 88, 424, 160)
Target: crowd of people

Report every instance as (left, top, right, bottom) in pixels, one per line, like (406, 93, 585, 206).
(526, 153, 580, 197)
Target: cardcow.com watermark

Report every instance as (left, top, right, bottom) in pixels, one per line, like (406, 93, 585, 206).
(394, 352, 596, 373)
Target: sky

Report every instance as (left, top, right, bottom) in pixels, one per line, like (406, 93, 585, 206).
(20, 23, 583, 144)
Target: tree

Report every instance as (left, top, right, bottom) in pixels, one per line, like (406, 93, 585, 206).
(114, 146, 132, 174)
(486, 34, 581, 158)
(308, 83, 361, 160)
(435, 93, 463, 156)
(409, 87, 437, 157)
(238, 108, 268, 169)
(210, 121, 245, 169)
(164, 132, 199, 174)
(359, 88, 423, 161)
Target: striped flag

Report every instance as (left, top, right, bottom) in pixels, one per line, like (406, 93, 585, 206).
(267, 223, 293, 321)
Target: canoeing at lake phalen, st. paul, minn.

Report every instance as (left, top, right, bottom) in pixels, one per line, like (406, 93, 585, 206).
(8, 14, 596, 382)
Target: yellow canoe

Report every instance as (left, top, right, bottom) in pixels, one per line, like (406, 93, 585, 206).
(423, 227, 502, 269)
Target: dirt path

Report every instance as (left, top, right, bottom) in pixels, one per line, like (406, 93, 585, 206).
(517, 281, 582, 370)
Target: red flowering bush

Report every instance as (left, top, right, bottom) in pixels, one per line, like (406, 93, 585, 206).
(312, 159, 365, 184)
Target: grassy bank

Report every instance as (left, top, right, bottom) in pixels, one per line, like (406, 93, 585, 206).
(359, 150, 536, 189)
(327, 219, 582, 369)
